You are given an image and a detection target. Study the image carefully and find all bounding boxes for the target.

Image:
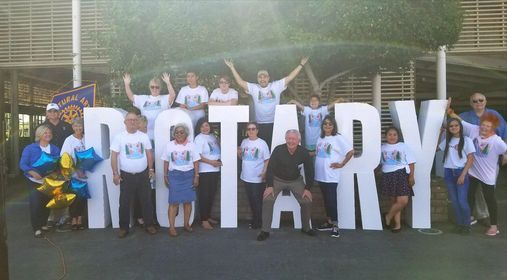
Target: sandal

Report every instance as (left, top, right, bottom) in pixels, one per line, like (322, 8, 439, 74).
(77, 224, 85, 230)
(168, 228, 178, 237)
(71, 224, 78, 231)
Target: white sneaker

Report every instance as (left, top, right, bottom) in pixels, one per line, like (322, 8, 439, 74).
(470, 217, 478, 225)
(330, 226, 340, 238)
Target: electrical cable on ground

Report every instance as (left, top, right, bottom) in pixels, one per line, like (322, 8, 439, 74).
(44, 236, 67, 280)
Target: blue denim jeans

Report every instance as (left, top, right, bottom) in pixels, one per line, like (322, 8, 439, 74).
(444, 168, 471, 227)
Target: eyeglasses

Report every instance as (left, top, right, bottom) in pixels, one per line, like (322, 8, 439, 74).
(150, 85, 160, 89)
(174, 130, 186, 135)
(247, 127, 257, 131)
(472, 99, 484, 103)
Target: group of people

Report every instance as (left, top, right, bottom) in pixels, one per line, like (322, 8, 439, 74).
(19, 56, 507, 240)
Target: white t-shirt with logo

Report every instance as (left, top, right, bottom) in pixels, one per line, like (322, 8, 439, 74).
(302, 106, 329, 151)
(462, 121, 507, 185)
(314, 134, 353, 183)
(240, 138, 270, 183)
(194, 133, 221, 173)
(176, 86, 209, 127)
(60, 134, 86, 162)
(161, 140, 201, 172)
(380, 142, 416, 174)
(110, 131, 152, 173)
(438, 136, 475, 169)
(209, 88, 238, 103)
(246, 79, 286, 124)
(133, 94, 171, 140)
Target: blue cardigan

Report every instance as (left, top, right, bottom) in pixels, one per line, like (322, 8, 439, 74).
(19, 142, 60, 178)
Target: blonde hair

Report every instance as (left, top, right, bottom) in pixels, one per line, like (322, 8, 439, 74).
(34, 125, 52, 142)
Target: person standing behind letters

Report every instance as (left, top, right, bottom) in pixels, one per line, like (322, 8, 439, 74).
(110, 112, 157, 238)
(176, 71, 209, 128)
(224, 57, 308, 148)
(257, 129, 315, 241)
(123, 73, 176, 140)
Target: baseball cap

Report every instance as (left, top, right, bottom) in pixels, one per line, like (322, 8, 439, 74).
(257, 70, 269, 77)
(46, 103, 60, 111)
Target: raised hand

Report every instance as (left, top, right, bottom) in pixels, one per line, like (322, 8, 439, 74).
(162, 72, 171, 84)
(224, 59, 234, 69)
(300, 56, 309, 66)
(123, 73, 131, 85)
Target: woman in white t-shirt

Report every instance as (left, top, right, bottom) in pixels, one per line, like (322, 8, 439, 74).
(314, 116, 353, 237)
(194, 118, 222, 229)
(175, 71, 209, 128)
(238, 122, 270, 229)
(161, 123, 201, 237)
(451, 111, 507, 236)
(380, 126, 416, 233)
(60, 117, 88, 230)
(438, 118, 475, 234)
(123, 73, 176, 140)
(208, 75, 239, 106)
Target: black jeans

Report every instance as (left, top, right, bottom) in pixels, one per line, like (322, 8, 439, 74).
(198, 172, 219, 222)
(244, 181, 264, 228)
(257, 123, 273, 150)
(28, 181, 51, 231)
(319, 182, 338, 222)
(468, 176, 497, 225)
(69, 197, 86, 218)
(119, 169, 154, 230)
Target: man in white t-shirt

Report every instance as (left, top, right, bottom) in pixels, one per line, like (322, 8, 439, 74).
(224, 57, 309, 148)
(175, 71, 209, 128)
(110, 111, 157, 238)
(123, 73, 176, 140)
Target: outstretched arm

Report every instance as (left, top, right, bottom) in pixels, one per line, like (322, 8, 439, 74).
(287, 99, 304, 111)
(224, 59, 248, 92)
(327, 97, 348, 111)
(123, 73, 135, 103)
(284, 57, 309, 87)
(162, 72, 176, 106)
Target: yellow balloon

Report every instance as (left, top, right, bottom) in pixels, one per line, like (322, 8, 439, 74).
(46, 193, 76, 209)
(37, 178, 66, 197)
(60, 152, 74, 170)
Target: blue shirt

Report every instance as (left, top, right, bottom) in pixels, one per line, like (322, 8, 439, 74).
(19, 142, 60, 179)
(459, 108, 507, 139)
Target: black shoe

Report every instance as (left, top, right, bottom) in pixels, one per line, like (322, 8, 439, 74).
(330, 226, 340, 238)
(301, 229, 316, 237)
(391, 227, 401, 233)
(249, 223, 261, 230)
(257, 231, 270, 241)
(118, 229, 129, 239)
(317, 222, 334, 231)
(56, 224, 72, 233)
(460, 226, 471, 235)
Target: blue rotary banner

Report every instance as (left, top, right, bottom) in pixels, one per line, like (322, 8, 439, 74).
(51, 84, 96, 124)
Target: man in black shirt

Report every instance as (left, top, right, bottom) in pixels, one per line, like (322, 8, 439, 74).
(257, 129, 315, 241)
(39, 103, 73, 149)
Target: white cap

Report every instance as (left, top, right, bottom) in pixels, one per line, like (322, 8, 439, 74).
(46, 103, 60, 111)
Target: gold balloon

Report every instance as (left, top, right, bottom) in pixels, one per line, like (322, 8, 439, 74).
(60, 153, 74, 170)
(46, 193, 76, 209)
(37, 178, 66, 197)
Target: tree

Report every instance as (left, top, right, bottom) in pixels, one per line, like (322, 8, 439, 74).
(97, 0, 463, 104)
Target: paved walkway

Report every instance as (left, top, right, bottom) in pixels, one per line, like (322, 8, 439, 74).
(5, 174, 507, 280)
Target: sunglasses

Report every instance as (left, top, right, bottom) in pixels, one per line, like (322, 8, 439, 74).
(247, 127, 257, 131)
(150, 85, 160, 89)
(472, 99, 484, 103)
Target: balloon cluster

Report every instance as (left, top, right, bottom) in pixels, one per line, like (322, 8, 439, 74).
(33, 148, 103, 208)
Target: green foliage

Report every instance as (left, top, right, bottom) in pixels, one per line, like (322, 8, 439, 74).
(97, 0, 463, 96)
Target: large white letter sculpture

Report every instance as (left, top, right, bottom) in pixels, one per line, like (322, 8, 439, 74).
(153, 108, 195, 227)
(389, 100, 446, 228)
(84, 107, 126, 228)
(335, 103, 382, 230)
(269, 105, 305, 229)
(208, 105, 249, 228)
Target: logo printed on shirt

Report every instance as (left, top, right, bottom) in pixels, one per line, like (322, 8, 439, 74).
(308, 111, 323, 127)
(185, 95, 201, 108)
(473, 138, 490, 157)
(316, 142, 332, 158)
(257, 90, 275, 104)
(242, 147, 260, 161)
(170, 150, 192, 166)
(143, 100, 161, 111)
(208, 140, 221, 156)
(382, 150, 404, 165)
(125, 142, 144, 159)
